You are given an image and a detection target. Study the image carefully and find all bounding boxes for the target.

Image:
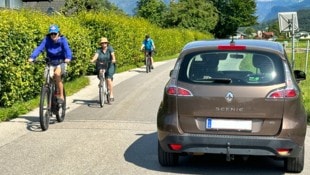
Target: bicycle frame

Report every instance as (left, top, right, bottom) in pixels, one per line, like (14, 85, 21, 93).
(43, 65, 58, 115)
(97, 62, 110, 107)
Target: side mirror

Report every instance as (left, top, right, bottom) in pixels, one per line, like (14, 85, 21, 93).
(169, 70, 173, 77)
(294, 70, 306, 82)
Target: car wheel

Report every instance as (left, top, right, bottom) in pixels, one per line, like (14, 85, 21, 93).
(284, 145, 304, 173)
(158, 141, 179, 166)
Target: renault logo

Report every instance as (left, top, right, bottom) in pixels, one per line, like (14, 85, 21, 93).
(225, 92, 233, 103)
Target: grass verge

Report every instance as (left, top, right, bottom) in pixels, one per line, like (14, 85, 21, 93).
(0, 76, 89, 122)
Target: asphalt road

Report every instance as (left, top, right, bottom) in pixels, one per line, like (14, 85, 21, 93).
(0, 59, 309, 175)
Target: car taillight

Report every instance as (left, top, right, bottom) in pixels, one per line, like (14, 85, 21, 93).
(169, 144, 182, 151)
(276, 148, 292, 156)
(166, 86, 193, 96)
(267, 88, 298, 98)
(218, 45, 246, 50)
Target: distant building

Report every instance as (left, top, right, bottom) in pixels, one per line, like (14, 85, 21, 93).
(23, 0, 65, 14)
(255, 30, 274, 40)
(1, 0, 65, 14)
(0, 0, 22, 9)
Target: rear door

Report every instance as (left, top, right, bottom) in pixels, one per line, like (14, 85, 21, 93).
(176, 51, 286, 136)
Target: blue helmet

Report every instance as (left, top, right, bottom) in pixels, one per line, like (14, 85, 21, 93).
(48, 24, 59, 34)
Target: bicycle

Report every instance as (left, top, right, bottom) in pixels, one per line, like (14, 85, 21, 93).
(96, 61, 111, 107)
(35, 58, 67, 131)
(142, 50, 153, 73)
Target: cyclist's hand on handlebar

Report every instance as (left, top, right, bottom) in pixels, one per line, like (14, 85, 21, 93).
(65, 58, 71, 63)
(28, 58, 34, 63)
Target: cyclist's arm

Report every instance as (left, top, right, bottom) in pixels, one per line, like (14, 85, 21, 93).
(140, 43, 145, 51)
(62, 37, 73, 62)
(111, 52, 116, 63)
(29, 37, 47, 61)
(91, 53, 99, 63)
(152, 39, 155, 50)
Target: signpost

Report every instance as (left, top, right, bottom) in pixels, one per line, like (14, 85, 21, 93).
(278, 12, 299, 68)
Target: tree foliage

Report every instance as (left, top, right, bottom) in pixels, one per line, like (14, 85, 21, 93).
(211, 0, 257, 38)
(135, 0, 257, 38)
(135, 0, 167, 27)
(164, 0, 218, 32)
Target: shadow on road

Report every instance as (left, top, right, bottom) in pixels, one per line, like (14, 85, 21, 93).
(17, 115, 58, 132)
(128, 69, 148, 73)
(124, 132, 285, 175)
(72, 99, 101, 108)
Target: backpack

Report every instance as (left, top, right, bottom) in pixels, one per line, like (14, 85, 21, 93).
(144, 39, 153, 51)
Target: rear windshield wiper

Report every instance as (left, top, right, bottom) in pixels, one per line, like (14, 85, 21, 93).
(195, 78, 232, 84)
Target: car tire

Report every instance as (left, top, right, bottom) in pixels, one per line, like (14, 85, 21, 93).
(284, 145, 304, 173)
(158, 141, 179, 166)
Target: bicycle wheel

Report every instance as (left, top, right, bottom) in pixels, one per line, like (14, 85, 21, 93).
(148, 57, 152, 73)
(99, 78, 104, 107)
(56, 88, 66, 122)
(39, 86, 51, 131)
(146, 57, 151, 73)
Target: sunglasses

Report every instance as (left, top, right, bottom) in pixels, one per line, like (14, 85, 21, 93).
(50, 33, 57, 36)
(101, 42, 108, 44)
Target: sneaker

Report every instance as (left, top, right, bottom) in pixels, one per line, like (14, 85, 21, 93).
(110, 97, 114, 102)
(57, 98, 64, 104)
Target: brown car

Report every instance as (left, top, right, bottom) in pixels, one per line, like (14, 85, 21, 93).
(157, 39, 307, 173)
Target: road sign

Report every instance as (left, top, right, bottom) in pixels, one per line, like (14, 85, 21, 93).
(278, 12, 299, 32)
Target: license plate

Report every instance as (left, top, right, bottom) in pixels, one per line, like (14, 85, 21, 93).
(206, 118, 252, 131)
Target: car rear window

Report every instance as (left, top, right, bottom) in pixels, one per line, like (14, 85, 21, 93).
(178, 51, 285, 85)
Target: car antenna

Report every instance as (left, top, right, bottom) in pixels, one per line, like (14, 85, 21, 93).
(230, 35, 235, 44)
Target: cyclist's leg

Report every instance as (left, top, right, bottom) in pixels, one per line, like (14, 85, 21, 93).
(149, 51, 154, 69)
(54, 66, 64, 103)
(107, 78, 113, 97)
(144, 51, 148, 65)
(106, 64, 115, 101)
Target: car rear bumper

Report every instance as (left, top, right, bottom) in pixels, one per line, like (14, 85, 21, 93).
(158, 132, 303, 157)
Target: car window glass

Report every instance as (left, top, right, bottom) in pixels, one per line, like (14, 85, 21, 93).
(179, 51, 284, 85)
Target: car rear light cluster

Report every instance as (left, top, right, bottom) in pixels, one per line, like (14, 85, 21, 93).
(218, 45, 246, 50)
(166, 86, 193, 96)
(169, 144, 182, 151)
(276, 148, 292, 156)
(267, 88, 298, 98)
(267, 63, 300, 99)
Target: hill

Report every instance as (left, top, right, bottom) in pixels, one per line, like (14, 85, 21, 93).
(257, 0, 310, 22)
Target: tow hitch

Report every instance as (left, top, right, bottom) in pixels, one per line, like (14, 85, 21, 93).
(226, 142, 234, 161)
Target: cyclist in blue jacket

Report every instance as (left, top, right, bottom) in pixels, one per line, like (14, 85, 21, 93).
(28, 24, 72, 104)
(140, 34, 155, 69)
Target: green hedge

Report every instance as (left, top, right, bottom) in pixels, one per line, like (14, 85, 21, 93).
(0, 9, 211, 108)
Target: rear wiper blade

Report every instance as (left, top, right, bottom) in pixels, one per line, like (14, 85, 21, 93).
(195, 78, 232, 84)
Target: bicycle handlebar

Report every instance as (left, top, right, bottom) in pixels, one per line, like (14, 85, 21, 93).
(30, 58, 72, 65)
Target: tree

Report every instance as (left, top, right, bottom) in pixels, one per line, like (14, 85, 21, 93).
(164, 0, 218, 32)
(61, 0, 123, 15)
(135, 0, 167, 27)
(211, 0, 257, 38)
(244, 27, 256, 38)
